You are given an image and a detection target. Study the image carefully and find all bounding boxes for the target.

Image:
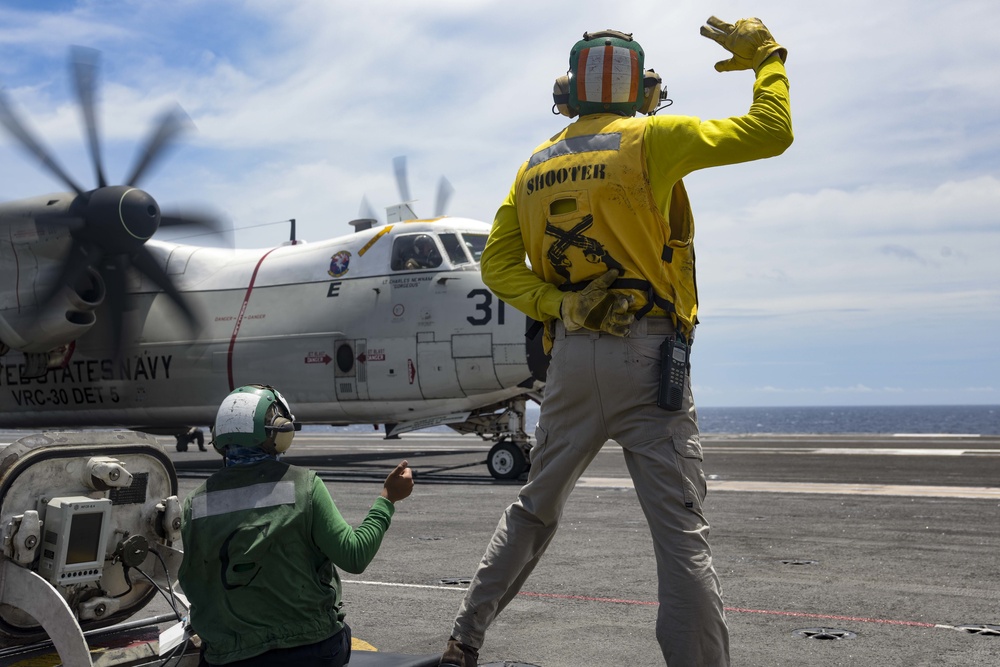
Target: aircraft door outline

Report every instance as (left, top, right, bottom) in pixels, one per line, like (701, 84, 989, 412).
(415, 332, 463, 399)
(334, 339, 369, 401)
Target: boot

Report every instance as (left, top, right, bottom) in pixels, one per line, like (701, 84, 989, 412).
(439, 637, 479, 667)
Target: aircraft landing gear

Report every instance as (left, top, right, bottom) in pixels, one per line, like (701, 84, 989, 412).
(487, 439, 529, 480)
(446, 394, 536, 480)
(175, 427, 205, 452)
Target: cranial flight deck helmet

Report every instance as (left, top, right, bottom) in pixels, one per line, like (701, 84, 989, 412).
(553, 29, 668, 118)
(414, 234, 434, 251)
(212, 384, 296, 456)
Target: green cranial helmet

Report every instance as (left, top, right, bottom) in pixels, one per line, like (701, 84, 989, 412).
(568, 29, 645, 117)
(212, 384, 296, 456)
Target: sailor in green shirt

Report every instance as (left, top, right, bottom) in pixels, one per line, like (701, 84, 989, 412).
(178, 384, 413, 666)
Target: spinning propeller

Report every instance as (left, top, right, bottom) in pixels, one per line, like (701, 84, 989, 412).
(0, 47, 223, 356)
(393, 155, 454, 218)
(357, 157, 453, 227)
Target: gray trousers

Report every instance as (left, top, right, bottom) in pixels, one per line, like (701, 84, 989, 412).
(452, 318, 731, 666)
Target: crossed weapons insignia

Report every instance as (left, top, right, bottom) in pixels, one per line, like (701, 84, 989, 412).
(545, 214, 623, 282)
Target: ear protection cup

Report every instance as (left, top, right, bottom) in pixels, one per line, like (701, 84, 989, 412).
(552, 74, 577, 117)
(639, 69, 670, 115)
(268, 416, 295, 454)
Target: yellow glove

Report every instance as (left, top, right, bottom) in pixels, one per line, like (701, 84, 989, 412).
(560, 269, 635, 336)
(700, 16, 787, 73)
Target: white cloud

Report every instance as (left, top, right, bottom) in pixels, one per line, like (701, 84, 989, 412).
(0, 0, 998, 406)
(694, 176, 1000, 341)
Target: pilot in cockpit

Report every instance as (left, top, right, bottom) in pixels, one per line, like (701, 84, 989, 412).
(403, 234, 443, 270)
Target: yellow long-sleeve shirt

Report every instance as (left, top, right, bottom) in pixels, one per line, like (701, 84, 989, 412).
(481, 56, 793, 323)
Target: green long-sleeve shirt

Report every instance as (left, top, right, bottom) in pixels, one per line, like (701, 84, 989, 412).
(481, 56, 793, 322)
(310, 473, 395, 573)
(179, 460, 394, 664)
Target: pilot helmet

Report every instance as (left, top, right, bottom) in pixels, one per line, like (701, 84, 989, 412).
(212, 384, 296, 456)
(414, 234, 434, 252)
(565, 30, 645, 117)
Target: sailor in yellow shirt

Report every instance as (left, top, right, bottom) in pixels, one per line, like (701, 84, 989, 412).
(439, 18, 792, 667)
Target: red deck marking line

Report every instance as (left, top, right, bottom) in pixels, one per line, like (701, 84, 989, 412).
(518, 591, 656, 606)
(724, 606, 938, 628)
(517, 592, 937, 628)
(227, 247, 280, 390)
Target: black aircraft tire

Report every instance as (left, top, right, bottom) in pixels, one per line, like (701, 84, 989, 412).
(175, 437, 189, 452)
(487, 441, 527, 480)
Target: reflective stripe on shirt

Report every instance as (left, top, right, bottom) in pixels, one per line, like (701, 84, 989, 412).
(528, 132, 621, 169)
(190, 481, 296, 520)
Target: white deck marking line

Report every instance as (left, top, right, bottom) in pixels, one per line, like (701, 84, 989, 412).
(893, 433, 981, 438)
(576, 477, 1000, 499)
(810, 448, 969, 456)
(698, 447, 1000, 455)
(344, 580, 466, 592)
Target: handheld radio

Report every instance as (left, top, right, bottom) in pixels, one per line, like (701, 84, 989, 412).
(657, 334, 689, 411)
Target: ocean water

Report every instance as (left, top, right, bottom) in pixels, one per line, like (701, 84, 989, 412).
(515, 404, 998, 436)
(323, 404, 999, 436)
(694, 405, 1000, 436)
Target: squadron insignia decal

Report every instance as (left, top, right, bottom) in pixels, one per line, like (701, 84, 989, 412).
(328, 250, 351, 277)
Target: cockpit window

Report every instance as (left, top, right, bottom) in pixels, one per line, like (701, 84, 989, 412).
(391, 234, 443, 271)
(440, 233, 471, 265)
(462, 233, 488, 263)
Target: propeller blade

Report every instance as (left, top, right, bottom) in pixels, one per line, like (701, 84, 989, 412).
(131, 245, 200, 332)
(0, 88, 86, 195)
(35, 239, 103, 315)
(71, 46, 107, 188)
(359, 195, 380, 223)
(434, 176, 454, 217)
(393, 155, 412, 203)
(160, 207, 235, 248)
(100, 254, 130, 360)
(124, 104, 192, 186)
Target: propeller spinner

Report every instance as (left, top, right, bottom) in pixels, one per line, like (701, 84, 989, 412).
(0, 47, 218, 357)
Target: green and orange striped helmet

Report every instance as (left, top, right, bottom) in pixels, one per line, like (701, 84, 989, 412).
(568, 30, 645, 117)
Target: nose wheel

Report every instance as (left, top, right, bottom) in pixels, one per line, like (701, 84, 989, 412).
(487, 439, 529, 480)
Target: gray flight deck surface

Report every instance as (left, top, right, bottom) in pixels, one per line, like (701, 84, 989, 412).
(157, 431, 1000, 667)
(9, 431, 996, 666)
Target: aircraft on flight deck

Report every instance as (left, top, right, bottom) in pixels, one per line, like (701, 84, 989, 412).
(0, 47, 548, 481)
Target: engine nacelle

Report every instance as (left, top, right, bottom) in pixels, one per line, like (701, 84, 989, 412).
(0, 267, 105, 354)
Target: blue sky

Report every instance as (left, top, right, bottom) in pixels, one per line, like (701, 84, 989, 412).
(0, 0, 997, 408)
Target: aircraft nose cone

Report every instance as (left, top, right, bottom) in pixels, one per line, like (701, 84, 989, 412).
(118, 187, 160, 241)
(83, 185, 161, 253)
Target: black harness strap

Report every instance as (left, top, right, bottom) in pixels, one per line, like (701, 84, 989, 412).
(526, 319, 544, 339)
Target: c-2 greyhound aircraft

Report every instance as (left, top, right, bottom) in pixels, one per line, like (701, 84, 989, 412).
(0, 48, 547, 480)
